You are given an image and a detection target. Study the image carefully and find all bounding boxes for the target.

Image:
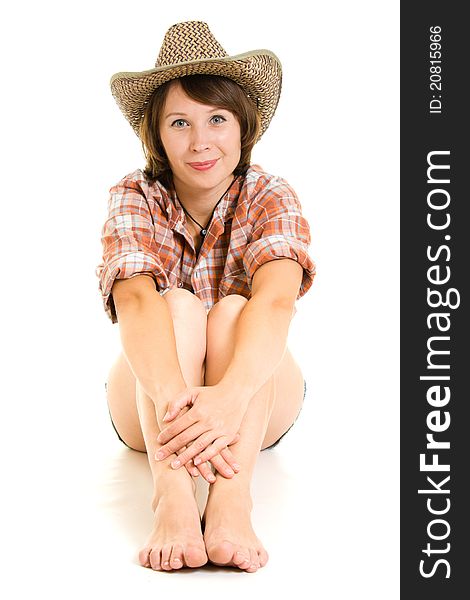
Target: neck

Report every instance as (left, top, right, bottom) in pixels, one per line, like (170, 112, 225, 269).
(172, 175, 235, 224)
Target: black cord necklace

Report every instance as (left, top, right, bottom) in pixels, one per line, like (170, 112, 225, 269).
(178, 177, 236, 238)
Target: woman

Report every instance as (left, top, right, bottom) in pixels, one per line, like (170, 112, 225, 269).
(96, 21, 316, 573)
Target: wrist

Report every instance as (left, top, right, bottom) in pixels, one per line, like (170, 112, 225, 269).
(215, 378, 253, 413)
(139, 377, 187, 406)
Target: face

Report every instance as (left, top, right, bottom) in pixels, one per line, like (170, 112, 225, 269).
(159, 81, 241, 197)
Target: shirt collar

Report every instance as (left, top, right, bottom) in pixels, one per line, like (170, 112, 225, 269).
(154, 173, 244, 231)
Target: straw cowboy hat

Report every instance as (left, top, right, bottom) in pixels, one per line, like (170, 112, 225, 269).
(110, 20, 282, 141)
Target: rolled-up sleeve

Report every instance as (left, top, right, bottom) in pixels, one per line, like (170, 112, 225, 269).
(95, 178, 166, 323)
(243, 183, 316, 298)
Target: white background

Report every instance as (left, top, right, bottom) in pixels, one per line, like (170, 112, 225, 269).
(1, 1, 399, 598)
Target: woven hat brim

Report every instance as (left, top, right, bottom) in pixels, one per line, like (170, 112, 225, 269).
(110, 50, 282, 141)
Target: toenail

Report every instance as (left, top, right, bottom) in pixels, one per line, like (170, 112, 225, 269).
(163, 561, 170, 566)
(173, 558, 181, 563)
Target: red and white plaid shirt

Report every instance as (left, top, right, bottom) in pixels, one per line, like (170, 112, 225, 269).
(96, 164, 316, 324)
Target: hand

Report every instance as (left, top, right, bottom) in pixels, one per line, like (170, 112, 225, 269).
(159, 401, 241, 483)
(176, 435, 242, 483)
(155, 384, 247, 470)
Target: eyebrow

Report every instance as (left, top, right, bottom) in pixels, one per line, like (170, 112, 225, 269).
(164, 108, 228, 119)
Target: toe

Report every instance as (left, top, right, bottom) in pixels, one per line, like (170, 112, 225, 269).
(245, 548, 260, 573)
(184, 544, 208, 568)
(206, 539, 235, 565)
(138, 547, 151, 568)
(233, 547, 251, 568)
(258, 548, 269, 567)
(170, 544, 184, 570)
(149, 547, 162, 571)
(161, 544, 172, 570)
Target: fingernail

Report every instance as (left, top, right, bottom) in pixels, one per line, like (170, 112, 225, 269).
(171, 459, 181, 469)
(233, 463, 241, 471)
(226, 468, 234, 476)
(193, 457, 201, 466)
(208, 474, 216, 483)
(155, 451, 164, 460)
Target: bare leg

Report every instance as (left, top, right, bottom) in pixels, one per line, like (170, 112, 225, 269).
(136, 382, 208, 570)
(107, 289, 209, 570)
(202, 295, 305, 573)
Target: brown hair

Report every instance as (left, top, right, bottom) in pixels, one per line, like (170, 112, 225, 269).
(140, 74, 261, 189)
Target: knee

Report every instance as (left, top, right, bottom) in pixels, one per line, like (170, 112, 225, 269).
(162, 288, 206, 321)
(208, 294, 248, 326)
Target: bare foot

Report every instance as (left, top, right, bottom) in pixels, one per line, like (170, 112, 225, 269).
(139, 480, 207, 571)
(202, 485, 269, 573)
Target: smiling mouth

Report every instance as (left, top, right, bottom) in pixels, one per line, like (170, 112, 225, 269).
(187, 159, 219, 171)
(188, 159, 219, 166)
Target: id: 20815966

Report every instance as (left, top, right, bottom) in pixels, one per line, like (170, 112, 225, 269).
(429, 25, 443, 114)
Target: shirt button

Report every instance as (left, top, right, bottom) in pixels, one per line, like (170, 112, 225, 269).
(178, 282, 183, 287)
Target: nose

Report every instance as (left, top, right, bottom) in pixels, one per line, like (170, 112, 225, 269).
(189, 124, 211, 153)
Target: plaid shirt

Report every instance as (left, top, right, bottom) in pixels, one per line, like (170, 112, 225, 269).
(96, 164, 316, 324)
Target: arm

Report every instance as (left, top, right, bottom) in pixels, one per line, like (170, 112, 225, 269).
(220, 182, 313, 397)
(112, 275, 186, 413)
(219, 258, 303, 400)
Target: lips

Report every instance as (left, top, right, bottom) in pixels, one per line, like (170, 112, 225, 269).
(188, 159, 218, 171)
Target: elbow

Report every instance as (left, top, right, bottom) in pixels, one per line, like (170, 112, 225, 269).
(252, 294, 297, 320)
(111, 275, 157, 306)
(271, 298, 297, 320)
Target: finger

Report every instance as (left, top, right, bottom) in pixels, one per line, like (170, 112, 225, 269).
(219, 446, 241, 473)
(155, 423, 207, 461)
(168, 432, 218, 469)
(229, 432, 241, 445)
(192, 437, 232, 467)
(197, 461, 216, 484)
(162, 390, 195, 422)
(157, 411, 197, 445)
(184, 441, 200, 477)
(184, 455, 199, 477)
(176, 444, 199, 478)
(209, 453, 237, 479)
(159, 404, 189, 427)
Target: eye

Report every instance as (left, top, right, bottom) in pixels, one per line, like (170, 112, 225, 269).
(210, 114, 227, 125)
(171, 119, 188, 128)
